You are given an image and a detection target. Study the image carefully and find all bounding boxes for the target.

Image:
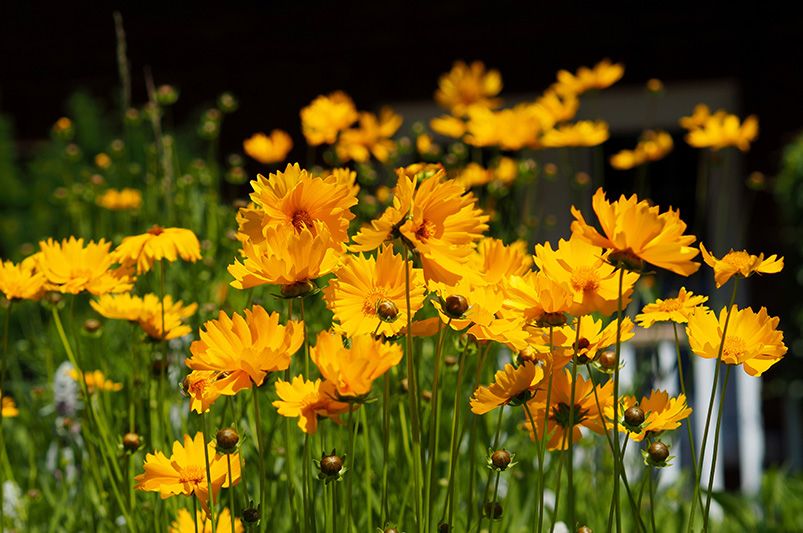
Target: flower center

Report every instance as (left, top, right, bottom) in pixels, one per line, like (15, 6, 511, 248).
(552, 402, 586, 428)
(570, 267, 600, 293)
(722, 335, 747, 362)
(723, 251, 754, 272)
(291, 210, 314, 231)
(147, 224, 164, 236)
(415, 219, 437, 241)
(362, 289, 388, 316)
(178, 465, 206, 484)
(656, 299, 682, 312)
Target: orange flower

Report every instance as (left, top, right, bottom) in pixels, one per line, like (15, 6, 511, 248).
(91, 293, 197, 341)
(96, 188, 143, 210)
(243, 130, 293, 164)
(170, 507, 243, 533)
(113, 226, 201, 274)
(273, 376, 351, 434)
(0, 257, 46, 301)
(435, 60, 502, 116)
(68, 369, 122, 393)
(430, 115, 466, 139)
(610, 130, 673, 170)
(470, 362, 544, 415)
(699, 244, 783, 288)
(300, 91, 358, 146)
(611, 390, 692, 442)
(541, 121, 609, 148)
(36, 237, 134, 295)
(554, 59, 624, 95)
(1, 393, 18, 418)
(556, 315, 635, 361)
(336, 108, 403, 163)
(503, 271, 573, 326)
(635, 287, 708, 328)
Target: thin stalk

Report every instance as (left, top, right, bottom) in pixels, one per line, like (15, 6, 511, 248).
(523, 401, 542, 533)
(193, 494, 200, 533)
(300, 299, 310, 377)
(252, 384, 266, 532)
(611, 266, 626, 533)
(345, 406, 357, 532)
(381, 372, 391, 524)
(0, 301, 10, 531)
(202, 413, 218, 533)
(488, 470, 502, 533)
(360, 407, 374, 529)
(444, 339, 471, 528)
(566, 317, 582, 528)
(227, 453, 237, 533)
(402, 245, 422, 532)
(476, 405, 505, 533)
(465, 345, 491, 529)
(536, 326, 556, 533)
(702, 365, 733, 531)
(426, 319, 450, 528)
(549, 434, 568, 533)
(648, 467, 657, 533)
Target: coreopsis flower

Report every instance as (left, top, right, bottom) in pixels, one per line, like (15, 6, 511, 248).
(534, 235, 639, 316)
(570, 188, 700, 276)
(453, 163, 493, 189)
(352, 165, 489, 285)
(635, 287, 708, 328)
(336, 108, 403, 163)
(524, 368, 614, 450)
(36, 237, 134, 295)
(186, 305, 304, 398)
(323, 245, 426, 338)
(1, 393, 18, 418)
(134, 432, 242, 512)
(170, 507, 243, 533)
(237, 163, 357, 245)
(554, 59, 624, 95)
(492, 157, 519, 185)
(556, 315, 635, 362)
(300, 91, 358, 146)
(471, 238, 532, 287)
(699, 244, 783, 288)
(470, 362, 545, 415)
(96, 188, 143, 210)
(243, 130, 293, 164)
(430, 115, 466, 139)
(503, 271, 573, 326)
(610, 130, 673, 170)
(310, 331, 403, 399)
(0, 257, 46, 301)
(464, 104, 542, 150)
(534, 89, 579, 125)
(435, 60, 502, 116)
(113, 226, 201, 274)
(686, 306, 787, 376)
(91, 293, 197, 340)
(682, 108, 758, 152)
(228, 223, 343, 290)
(183, 370, 225, 414)
(273, 376, 351, 434)
(68, 369, 122, 393)
(541, 121, 609, 148)
(611, 390, 692, 442)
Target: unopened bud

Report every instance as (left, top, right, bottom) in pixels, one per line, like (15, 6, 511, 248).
(216, 428, 239, 453)
(376, 299, 399, 322)
(624, 406, 645, 429)
(491, 449, 512, 471)
(122, 432, 141, 452)
(648, 441, 670, 463)
(320, 453, 344, 476)
(443, 295, 469, 318)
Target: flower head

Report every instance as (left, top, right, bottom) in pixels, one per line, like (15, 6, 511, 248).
(170, 507, 243, 533)
(68, 369, 122, 393)
(503, 271, 573, 326)
(91, 293, 197, 340)
(435, 61, 502, 116)
(96, 188, 143, 210)
(470, 238, 532, 287)
(301, 91, 358, 146)
(611, 390, 692, 442)
(470, 362, 544, 415)
(336, 108, 403, 163)
(113, 226, 201, 274)
(686, 306, 787, 376)
(541, 121, 609, 148)
(430, 115, 466, 139)
(699, 244, 783, 288)
(0, 257, 46, 301)
(556, 315, 635, 362)
(1, 393, 18, 418)
(682, 107, 758, 152)
(243, 130, 293, 164)
(610, 130, 673, 170)
(273, 376, 351, 434)
(37, 237, 134, 295)
(570, 188, 700, 276)
(635, 288, 708, 328)
(554, 59, 624, 95)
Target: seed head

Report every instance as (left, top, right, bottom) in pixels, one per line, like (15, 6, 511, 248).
(443, 295, 469, 318)
(376, 299, 399, 323)
(491, 449, 512, 471)
(122, 432, 140, 452)
(648, 441, 670, 463)
(216, 427, 239, 453)
(624, 406, 645, 429)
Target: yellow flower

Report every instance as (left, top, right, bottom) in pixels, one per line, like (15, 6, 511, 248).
(229, 223, 343, 289)
(435, 60, 502, 116)
(472, 238, 532, 287)
(465, 104, 542, 150)
(113, 226, 201, 274)
(273, 376, 351, 434)
(0, 257, 46, 301)
(534, 89, 579, 125)
(534, 235, 639, 316)
(134, 433, 241, 513)
(683, 108, 758, 152)
(635, 288, 709, 328)
(493, 157, 518, 185)
(323, 245, 425, 338)
(686, 306, 787, 376)
(430, 115, 466, 138)
(183, 371, 226, 415)
(336, 108, 403, 163)
(237, 163, 357, 246)
(554, 59, 624, 95)
(556, 315, 635, 361)
(524, 368, 613, 450)
(541, 121, 609, 148)
(612, 390, 692, 442)
(300, 91, 358, 146)
(186, 305, 303, 403)
(610, 130, 673, 170)
(170, 507, 243, 533)
(504, 271, 573, 325)
(570, 188, 700, 276)
(679, 104, 712, 130)
(453, 163, 492, 189)
(470, 362, 544, 415)
(1, 393, 18, 418)
(96, 188, 143, 210)
(416, 133, 437, 156)
(699, 244, 783, 288)
(68, 369, 122, 393)
(36, 237, 134, 295)
(311, 331, 402, 399)
(91, 293, 197, 340)
(243, 130, 293, 164)
(94, 153, 112, 169)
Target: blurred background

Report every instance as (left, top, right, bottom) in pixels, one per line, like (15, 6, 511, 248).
(1, 0, 801, 492)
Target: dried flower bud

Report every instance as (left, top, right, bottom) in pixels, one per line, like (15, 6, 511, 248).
(122, 432, 141, 452)
(624, 406, 645, 429)
(646, 78, 664, 93)
(376, 299, 399, 323)
(384, 527, 399, 533)
(421, 390, 433, 402)
(491, 449, 512, 471)
(443, 295, 469, 318)
(648, 441, 670, 463)
(216, 428, 239, 453)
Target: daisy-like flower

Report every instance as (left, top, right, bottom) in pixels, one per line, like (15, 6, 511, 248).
(323, 244, 426, 338)
(523, 368, 614, 450)
(435, 60, 502, 117)
(683, 109, 758, 152)
(96, 188, 143, 211)
(229, 222, 343, 291)
(541, 121, 609, 148)
(453, 163, 493, 189)
(635, 287, 708, 328)
(686, 306, 787, 376)
(534, 235, 639, 316)
(470, 362, 545, 415)
(273, 376, 351, 434)
(611, 390, 692, 442)
(699, 244, 783, 288)
(553, 314, 635, 363)
(492, 157, 519, 186)
(68, 369, 122, 393)
(570, 188, 700, 276)
(170, 507, 243, 533)
(237, 163, 357, 245)
(336, 108, 403, 163)
(430, 115, 466, 139)
(186, 305, 304, 398)
(1, 393, 18, 418)
(554, 59, 624, 96)
(300, 91, 358, 146)
(91, 293, 197, 340)
(113, 226, 201, 274)
(243, 130, 293, 164)
(464, 104, 543, 150)
(610, 130, 673, 170)
(183, 370, 226, 414)
(503, 271, 573, 326)
(679, 104, 712, 130)
(134, 432, 241, 512)
(36, 237, 134, 295)
(533, 89, 579, 125)
(352, 165, 489, 285)
(0, 257, 46, 301)
(311, 331, 403, 400)
(470, 238, 533, 287)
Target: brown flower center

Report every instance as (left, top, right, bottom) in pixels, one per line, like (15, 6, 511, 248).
(291, 210, 314, 231)
(178, 465, 206, 484)
(722, 335, 747, 362)
(571, 267, 600, 293)
(362, 290, 388, 315)
(415, 219, 437, 241)
(147, 224, 164, 236)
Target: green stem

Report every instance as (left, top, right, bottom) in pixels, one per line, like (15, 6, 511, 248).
(536, 326, 556, 533)
(202, 413, 218, 533)
(300, 299, 310, 378)
(345, 405, 357, 532)
(425, 319, 450, 529)
(402, 245, 422, 532)
(702, 365, 733, 531)
(567, 317, 581, 528)
(612, 266, 626, 533)
(0, 301, 10, 532)
(360, 407, 374, 529)
(465, 345, 490, 529)
(227, 453, 237, 533)
(523, 401, 541, 532)
(193, 494, 200, 533)
(487, 470, 502, 533)
(648, 467, 657, 533)
(549, 434, 568, 533)
(445, 339, 472, 529)
(476, 405, 505, 533)
(252, 383, 266, 532)
(381, 372, 391, 524)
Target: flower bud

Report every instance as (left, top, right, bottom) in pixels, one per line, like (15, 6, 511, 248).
(444, 355, 458, 367)
(216, 428, 239, 453)
(122, 432, 141, 452)
(443, 295, 469, 318)
(280, 280, 316, 299)
(155, 85, 179, 106)
(624, 406, 645, 429)
(648, 441, 670, 463)
(383, 527, 399, 533)
(376, 299, 399, 323)
(578, 526, 593, 533)
(483, 501, 503, 519)
(646, 78, 664, 93)
(242, 506, 261, 524)
(491, 449, 512, 471)
(218, 92, 239, 113)
(320, 452, 344, 476)
(597, 350, 617, 370)
(608, 248, 644, 272)
(437, 522, 450, 532)
(83, 318, 102, 334)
